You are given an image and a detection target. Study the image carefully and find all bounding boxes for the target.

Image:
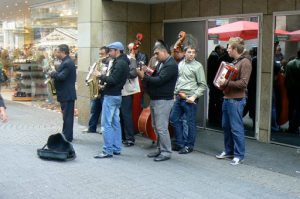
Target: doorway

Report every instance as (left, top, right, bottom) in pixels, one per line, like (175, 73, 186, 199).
(164, 20, 207, 127)
(206, 15, 261, 138)
(270, 12, 300, 147)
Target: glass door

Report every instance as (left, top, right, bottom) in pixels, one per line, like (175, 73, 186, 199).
(164, 20, 207, 127)
(270, 12, 300, 147)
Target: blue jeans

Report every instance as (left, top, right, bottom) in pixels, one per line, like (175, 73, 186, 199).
(222, 98, 246, 159)
(170, 96, 198, 148)
(101, 95, 122, 155)
(88, 96, 103, 132)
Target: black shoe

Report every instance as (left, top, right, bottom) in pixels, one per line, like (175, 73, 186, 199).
(113, 152, 121, 155)
(172, 145, 182, 151)
(94, 152, 113, 159)
(154, 154, 170, 162)
(123, 140, 134, 147)
(178, 146, 193, 154)
(82, 129, 99, 134)
(147, 151, 160, 158)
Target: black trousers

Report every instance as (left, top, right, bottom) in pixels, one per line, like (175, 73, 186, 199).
(287, 91, 300, 133)
(208, 87, 223, 127)
(120, 95, 135, 142)
(60, 100, 75, 142)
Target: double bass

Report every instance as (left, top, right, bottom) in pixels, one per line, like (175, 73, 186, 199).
(137, 31, 185, 141)
(172, 31, 186, 56)
(132, 33, 145, 132)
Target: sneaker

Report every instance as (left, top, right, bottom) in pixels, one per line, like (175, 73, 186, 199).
(216, 151, 234, 159)
(94, 152, 113, 159)
(230, 157, 243, 165)
(178, 146, 193, 154)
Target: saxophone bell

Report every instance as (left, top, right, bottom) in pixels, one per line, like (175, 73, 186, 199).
(44, 63, 57, 96)
(86, 59, 103, 100)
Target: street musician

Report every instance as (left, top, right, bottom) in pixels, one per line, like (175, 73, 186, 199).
(49, 44, 76, 142)
(215, 37, 252, 166)
(82, 46, 111, 134)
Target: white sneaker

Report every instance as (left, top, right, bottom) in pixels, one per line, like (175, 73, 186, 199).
(216, 151, 234, 159)
(230, 157, 243, 165)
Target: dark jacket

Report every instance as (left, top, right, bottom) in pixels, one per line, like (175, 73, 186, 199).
(101, 53, 130, 96)
(285, 57, 300, 90)
(207, 51, 220, 88)
(143, 56, 178, 100)
(136, 51, 148, 66)
(51, 55, 77, 102)
(0, 94, 5, 108)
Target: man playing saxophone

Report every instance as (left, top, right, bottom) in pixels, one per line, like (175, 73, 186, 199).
(49, 44, 77, 142)
(82, 46, 111, 134)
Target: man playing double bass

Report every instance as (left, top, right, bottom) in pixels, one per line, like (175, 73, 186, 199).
(137, 42, 178, 162)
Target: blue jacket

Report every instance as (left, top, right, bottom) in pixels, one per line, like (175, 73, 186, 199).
(51, 55, 77, 102)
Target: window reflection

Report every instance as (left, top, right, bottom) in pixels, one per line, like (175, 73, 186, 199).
(271, 14, 300, 147)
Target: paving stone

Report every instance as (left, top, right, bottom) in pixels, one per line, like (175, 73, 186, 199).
(0, 100, 300, 199)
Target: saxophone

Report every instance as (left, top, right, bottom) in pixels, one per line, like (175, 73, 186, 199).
(44, 59, 57, 96)
(85, 58, 104, 100)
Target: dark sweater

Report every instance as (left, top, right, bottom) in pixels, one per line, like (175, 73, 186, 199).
(143, 56, 178, 100)
(0, 94, 5, 108)
(101, 54, 130, 96)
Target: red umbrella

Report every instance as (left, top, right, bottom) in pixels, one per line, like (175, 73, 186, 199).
(275, 29, 290, 35)
(289, 30, 300, 41)
(208, 21, 258, 41)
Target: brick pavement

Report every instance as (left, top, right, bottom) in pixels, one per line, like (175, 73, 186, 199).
(0, 100, 300, 199)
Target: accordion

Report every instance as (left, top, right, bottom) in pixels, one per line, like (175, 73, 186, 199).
(213, 61, 238, 89)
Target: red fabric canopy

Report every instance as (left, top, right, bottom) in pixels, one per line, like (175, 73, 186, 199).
(289, 30, 300, 41)
(275, 29, 290, 35)
(208, 21, 258, 41)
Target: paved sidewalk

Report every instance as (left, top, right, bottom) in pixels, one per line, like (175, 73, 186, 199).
(0, 100, 300, 199)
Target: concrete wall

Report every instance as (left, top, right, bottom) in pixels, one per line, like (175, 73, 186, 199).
(77, 0, 151, 125)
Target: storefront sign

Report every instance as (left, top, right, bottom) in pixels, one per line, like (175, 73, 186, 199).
(275, 35, 290, 41)
(208, 34, 219, 40)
